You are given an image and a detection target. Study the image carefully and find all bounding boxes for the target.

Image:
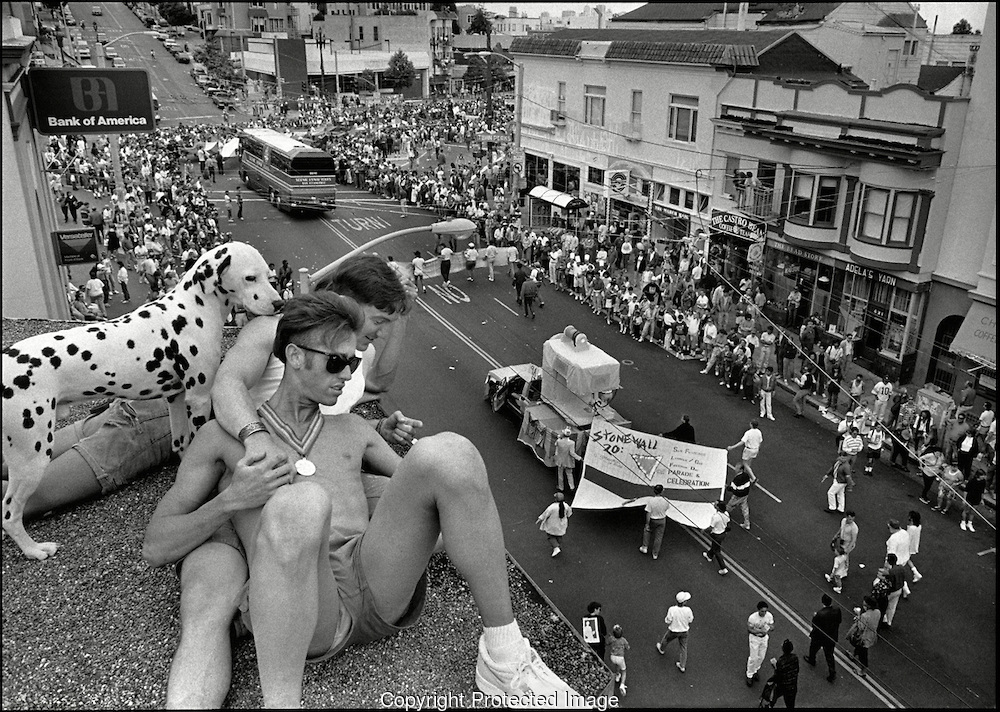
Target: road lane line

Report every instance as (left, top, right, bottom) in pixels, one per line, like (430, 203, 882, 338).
(727, 463, 782, 503)
(977, 547, 995, 556)
(493, 298, 519, 315)
(688, 528, 904, 708)
(415, 298, 501, 369)
(319, 217, 359, 250)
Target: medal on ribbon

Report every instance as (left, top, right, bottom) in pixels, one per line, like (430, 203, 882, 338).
(258, 402, 324, 477)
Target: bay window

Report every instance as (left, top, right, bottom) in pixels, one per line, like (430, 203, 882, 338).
(855, 185, 924, 247)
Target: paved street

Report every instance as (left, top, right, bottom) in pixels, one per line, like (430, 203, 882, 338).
(42, 7, 997, 706)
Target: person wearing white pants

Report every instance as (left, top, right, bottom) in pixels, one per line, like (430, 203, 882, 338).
(746, 601, 774, 686)
(759, 366, 777, 421)
(824, 455, 855, 513)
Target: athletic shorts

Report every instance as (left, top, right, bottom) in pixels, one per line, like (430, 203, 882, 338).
(72, 399, 172, 494)
(237, 529, 428, 664)
(610, 654, 626, 670)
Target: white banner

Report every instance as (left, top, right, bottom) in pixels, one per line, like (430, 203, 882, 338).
(573, 417, 727, 529)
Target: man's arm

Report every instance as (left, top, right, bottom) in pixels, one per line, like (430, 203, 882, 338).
(211, 315, 281, 458)
(359, 415, 404, 476)
(363, 312, 409, 399)
(142, 422, 293, 567)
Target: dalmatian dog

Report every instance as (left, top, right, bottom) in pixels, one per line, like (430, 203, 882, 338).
(2, 242, 281, 560)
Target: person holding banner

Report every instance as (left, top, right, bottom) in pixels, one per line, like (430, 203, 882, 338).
(727, 420, 763, 478)
(624, 484, 671, 560)
(554, 429, 582, 493)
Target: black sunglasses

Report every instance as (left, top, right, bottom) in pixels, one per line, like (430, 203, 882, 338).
(294, 344, 362, 374)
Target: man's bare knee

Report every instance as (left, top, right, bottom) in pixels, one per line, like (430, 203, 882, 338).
(179, 544, 246, 625)
(406, 432, 489, 493)
(255, 483, 330, 563)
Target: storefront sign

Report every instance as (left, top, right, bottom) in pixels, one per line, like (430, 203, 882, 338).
(768, 239, 837, 267)
(711, 210, 764, 243)
(652, 203, 685, 219)
(51, 228, 98, 265)
(845, 262, 896, 287)
(26, 68, 155, 136)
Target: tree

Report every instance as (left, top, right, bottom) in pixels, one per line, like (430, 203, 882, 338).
(952, 18, 972, 34)
(468, 8, 493, 36)
(463, 56, 507, 88)
(357, 69, 377, 92)
(385, 50, 416, 89)
(155, 2, 196, 26)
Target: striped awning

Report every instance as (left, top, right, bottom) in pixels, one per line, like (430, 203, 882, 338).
(529, 186, 587, 211)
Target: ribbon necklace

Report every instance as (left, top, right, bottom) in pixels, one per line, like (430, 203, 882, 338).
(258, 401, 324, 477)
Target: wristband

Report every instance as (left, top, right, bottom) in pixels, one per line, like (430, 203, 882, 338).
(238, 421, 268, 443)
(376, 418, 386, 437)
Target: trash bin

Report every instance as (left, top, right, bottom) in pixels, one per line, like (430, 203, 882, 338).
(915, 385, 955, 429)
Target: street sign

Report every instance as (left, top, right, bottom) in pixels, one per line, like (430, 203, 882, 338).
(25, 68, 156, 135)
(51, 228, 98, 265)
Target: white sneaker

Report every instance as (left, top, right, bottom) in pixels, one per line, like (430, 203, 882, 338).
(619, 683, 627, 696)
(476, 635, 577, 705)
(968, 522, 976, 533)
(912, 572, 922, 583)
(638, 546, 648, 554)
(767, 415, 775, 421)
(551, 547, 561, 557)
(960, 520, 967, 531)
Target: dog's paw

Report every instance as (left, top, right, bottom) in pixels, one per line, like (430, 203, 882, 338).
(24, 541, 60, 561)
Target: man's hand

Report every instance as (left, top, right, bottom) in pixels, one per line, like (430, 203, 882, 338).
(379, 410, 424, 445)
(221, 451, 294, 511)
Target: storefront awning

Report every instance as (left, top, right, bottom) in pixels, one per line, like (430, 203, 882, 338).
(529, 186, 587, 211)
(950, 301, 997, 369)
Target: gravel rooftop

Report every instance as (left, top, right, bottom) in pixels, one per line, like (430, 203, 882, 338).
(2, 317, 611, 709)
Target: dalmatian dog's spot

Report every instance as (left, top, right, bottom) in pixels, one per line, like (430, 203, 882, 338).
(1, 242, 282, 561)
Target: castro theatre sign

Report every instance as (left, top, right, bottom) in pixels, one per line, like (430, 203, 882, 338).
(25, 68, 155, 135)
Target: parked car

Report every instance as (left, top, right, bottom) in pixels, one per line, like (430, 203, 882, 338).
(212, 92, 236, 108)
(29, 50, 46, 67)
(64, 15, 77, 26)
(163, 39, 178, 51)
(152, 31, 168, 41)
(91, 5, 102, 15)
(77, 46, 91, 60)
(112, 56, 127, 68)
(175, 51, 192, 64)
(103, 47, 118, 59)
(194, 74, 212, 87)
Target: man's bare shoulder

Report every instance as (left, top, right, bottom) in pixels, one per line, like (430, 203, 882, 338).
(185, 420, 242, 462)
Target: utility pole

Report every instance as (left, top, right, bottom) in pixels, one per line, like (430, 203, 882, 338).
(317, 30, 326, 97)
(484, 28, 493, 130)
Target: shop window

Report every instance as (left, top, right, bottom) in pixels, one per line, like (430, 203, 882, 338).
(788, 173, 840, 226)
(668, 95, 698, 143)
(584, 85, 606, 127)
(855, 186, 922, 247)
(587, 166, 604, 186)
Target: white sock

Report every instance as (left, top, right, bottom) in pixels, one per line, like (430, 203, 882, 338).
(484, 620, 524, 663)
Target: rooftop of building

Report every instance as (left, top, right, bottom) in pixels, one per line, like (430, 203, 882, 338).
(917, 64, 966, 93)
(611, 2, 781, 23)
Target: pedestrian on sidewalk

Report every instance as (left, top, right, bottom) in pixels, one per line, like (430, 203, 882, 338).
(960, 467, 987, 532)
(746, 600, 775, 686)
(583, 602, 607, 661)
(624, 484, 671, 559)
(512, 260, 527, 305)
(767, 639, 800, 707)
(805, 594, 842, 682)
(656, 591, 694, 673)
(463, 242, 478, 282)
(536, 491, 571, 557)
(485, 240, 498, 281)
(792, 366, 815, 418)
(846, 596, 880, 677)
(237, 189, 244, 220)
(608, 625, 630, 696)
(116, 260, 130, 303)
(864, 422, 888, 476)
(872, 375, 894, 424)
(553, 428, 581, 492)
(725, 463, 755, 530)
(727, 420, 763, 478)
(702, 500, 731, 575)
(823, 454, 855, 514)
(933, 464, 964, 515)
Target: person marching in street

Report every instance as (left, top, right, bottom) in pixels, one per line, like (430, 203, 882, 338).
(864, 421, 888, 476)
(438, 244, 453, 289)
(536, 491, 571, 557)
(702, 500, 731, 575)
(759, 366, 778, 421)
(463, 242, 478, 282)
(766, 639, 800, 708)
(411, 250, 426, 294)
(485, 240, 498, 282)
(553, 428, 581, 492)
(932, 463, 964, 516)
(656, 591, 694, 673)
(846, 596, 880, 678)
(871, 375, 894, 424)
(746, 600, 775, 686)
(792, 366, 814, 418)
(830, 511, 859, 581)
(823, 454, 855, 514)
(607, 625, 630, 696)
(727, 420, 763, 479)
(805, 593, 842, 683)
(584, 602, 607, 662)
(905, 511, 923, 582)
(824, 543, 849, 594)
(521, 273, 540, 319)
(624, 484, 671, 560)
(725, 463, 755, 531)
(839, 425, 865, 472)
(885, 518, 913, 600)
(878, 553, 906, 631)
(960, 467, 987, 532)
